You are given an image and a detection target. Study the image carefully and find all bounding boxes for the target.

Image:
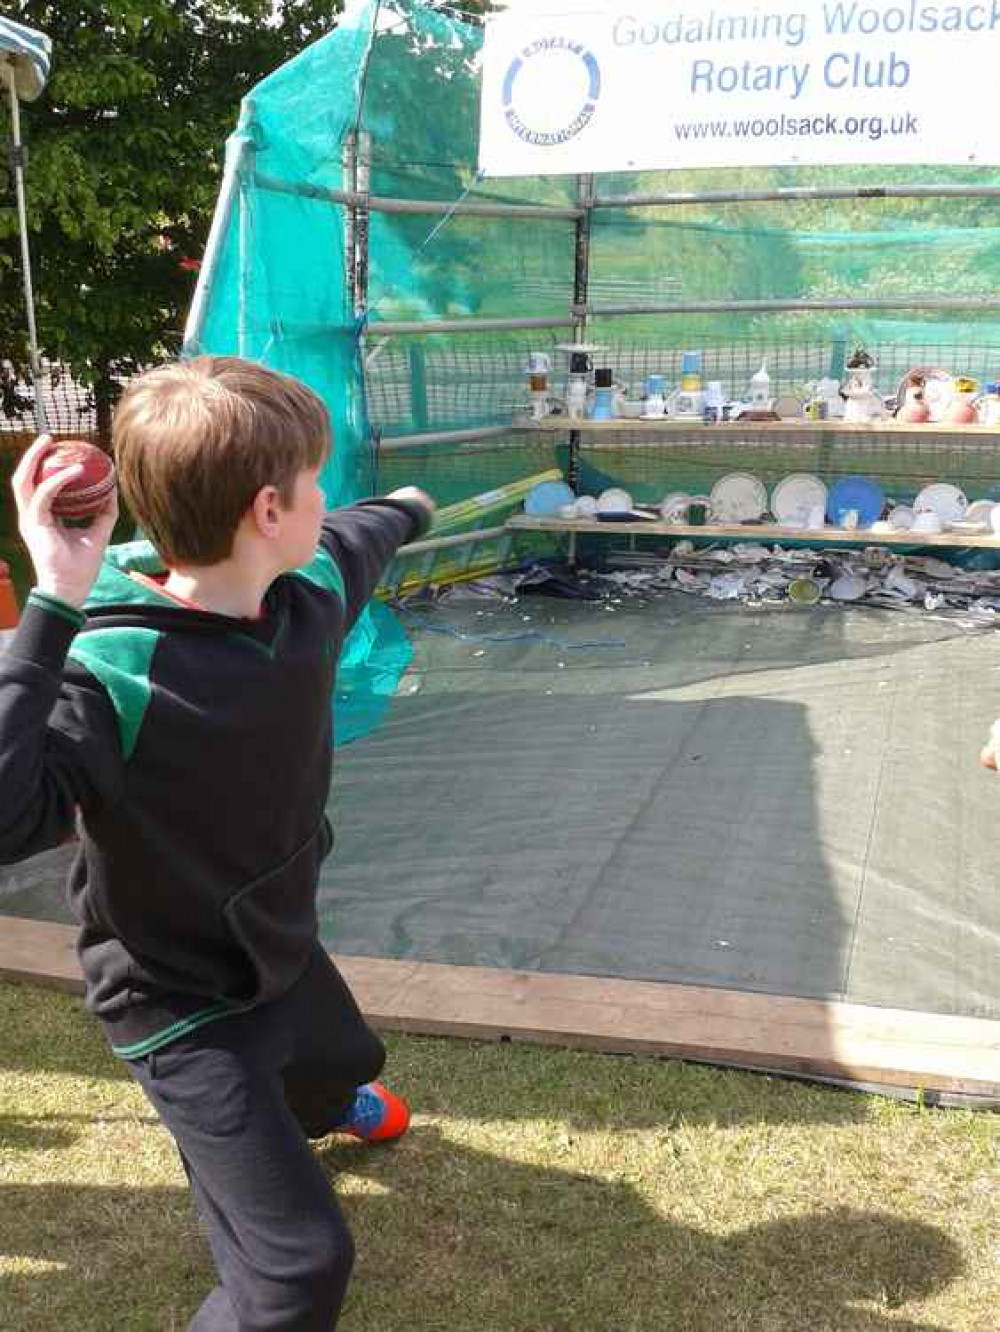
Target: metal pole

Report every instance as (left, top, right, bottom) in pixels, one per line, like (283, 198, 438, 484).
(4, 62, 46, 430)
(254, 172, 582, 219)
(236, 101, 257, 359)
(573, 173, 594, 345)
(576, 296, 1000, 318)
(379, 425, 516, 450)
(252, 172, 1000, 213)
(568, 173, 594, 493)
(592, 183, 1000, 208)
(397, 524, 509, 557)
(365, 315, 574, 335)
(183, 108, 253, 357)
(354, 130, 371, 319)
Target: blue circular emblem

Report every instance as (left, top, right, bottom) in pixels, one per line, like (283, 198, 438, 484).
(502, 37, 601, 147)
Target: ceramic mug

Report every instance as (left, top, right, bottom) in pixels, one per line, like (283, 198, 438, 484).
(660, 491, 692, 522)
(806, 504, 826, 529)
(912, 511, 943, 534)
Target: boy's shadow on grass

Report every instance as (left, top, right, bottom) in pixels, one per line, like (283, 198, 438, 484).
(316, 1122, 964, 1332)
(0, 1132, 964, 1332)
(0, 998, 974, 1329)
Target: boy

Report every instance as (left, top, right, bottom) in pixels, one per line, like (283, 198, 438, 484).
(0, 356, 435, 1330)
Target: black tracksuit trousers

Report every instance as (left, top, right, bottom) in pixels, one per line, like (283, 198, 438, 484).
(126, 945, 386, 1331)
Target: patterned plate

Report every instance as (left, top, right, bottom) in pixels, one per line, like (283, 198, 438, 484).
(913, 483, 968, 524)
(771, 473, 828, 525)
(709, 472, 768, 523)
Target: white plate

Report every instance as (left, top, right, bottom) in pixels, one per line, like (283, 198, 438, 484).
(710, 472, 768, 522)
(913, 483, 968, 524)
(771, 473, 828, 525)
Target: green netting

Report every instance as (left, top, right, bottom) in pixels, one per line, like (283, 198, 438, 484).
(190, 0, 1000, 740)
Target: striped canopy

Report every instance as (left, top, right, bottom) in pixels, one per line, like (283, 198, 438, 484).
(0, 16, 51, 102)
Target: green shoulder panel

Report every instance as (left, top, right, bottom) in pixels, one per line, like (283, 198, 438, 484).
(68, 627, 161, 761)
(290, 547, 346, 606)
(85, 540, 171, 612)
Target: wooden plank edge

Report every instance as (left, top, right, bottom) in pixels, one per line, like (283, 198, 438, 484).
(1, 916, 996, 1101)
(506, 514, 1000, 549)
(517, 418, 1000, 435)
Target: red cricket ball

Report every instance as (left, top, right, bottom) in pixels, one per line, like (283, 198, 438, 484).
(34, 440, 117, 520)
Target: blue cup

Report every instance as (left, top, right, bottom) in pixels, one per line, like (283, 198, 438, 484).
(591, 387, 616, 420)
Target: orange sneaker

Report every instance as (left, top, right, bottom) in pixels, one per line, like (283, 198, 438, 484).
(333, 1082, 411, 1143)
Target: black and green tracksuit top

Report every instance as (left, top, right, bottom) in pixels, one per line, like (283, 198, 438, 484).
(0, 496, 429, 1058)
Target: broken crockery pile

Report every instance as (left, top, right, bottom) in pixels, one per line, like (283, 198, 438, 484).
(589, 542, 1000, 621)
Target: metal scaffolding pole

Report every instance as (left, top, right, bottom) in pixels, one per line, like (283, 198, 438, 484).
(342, 130, 372, 320)
(255, 172, 582, 220)
(576, 296, 1000, 318)
(592, 183, 1000, 208)
(378, 425, 515, 451)
(183, 107, 254, 357)
(364, 315, 574, 335)
(567, 173, 595, 492)
(236, 100, 257, 359)
(4, 60, 46, 430)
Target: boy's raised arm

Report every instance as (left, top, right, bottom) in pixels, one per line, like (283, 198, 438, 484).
(319, 486, 435, 629)
(0, 437, 122, 863)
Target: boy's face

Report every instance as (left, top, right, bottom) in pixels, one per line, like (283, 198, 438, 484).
(278, 465, 326, 569)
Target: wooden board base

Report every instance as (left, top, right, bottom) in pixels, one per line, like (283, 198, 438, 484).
(507, 513, 1000, 549)
(1, 915, 997, 1101)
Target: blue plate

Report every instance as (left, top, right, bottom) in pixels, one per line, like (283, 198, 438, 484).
(826, 475, 885, 527)
(524, 479, 575, 516)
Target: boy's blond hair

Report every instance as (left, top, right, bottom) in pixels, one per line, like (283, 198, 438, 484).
(113, 356, 331, 566)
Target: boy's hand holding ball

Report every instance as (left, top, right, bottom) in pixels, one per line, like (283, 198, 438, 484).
(34, 439, 117, 519)
(13, 435, 119, 610)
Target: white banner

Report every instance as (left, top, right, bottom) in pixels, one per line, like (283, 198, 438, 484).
(479, 1, 1000, 175)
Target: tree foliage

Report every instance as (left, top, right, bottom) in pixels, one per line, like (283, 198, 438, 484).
(0, 0, 339, 426)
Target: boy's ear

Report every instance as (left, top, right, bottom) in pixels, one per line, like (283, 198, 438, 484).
(248, 484, 283, 539)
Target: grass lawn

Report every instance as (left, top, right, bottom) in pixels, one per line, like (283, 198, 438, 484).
(0, 982, 997, 1330)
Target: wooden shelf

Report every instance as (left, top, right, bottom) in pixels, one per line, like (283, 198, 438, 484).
(507, 512, 1000, 549)
(515, 417, 1000, 436)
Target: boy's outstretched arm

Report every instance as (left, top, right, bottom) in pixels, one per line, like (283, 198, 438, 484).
(0, 437, 122, 863)
(319, 486, 436, 629)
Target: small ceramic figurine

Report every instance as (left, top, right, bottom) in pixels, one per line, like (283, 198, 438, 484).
(944, 375, 978, 425)
(840, 348, 887, 425)
(748, 359, 772, 409)
(896, 372, 931, 423)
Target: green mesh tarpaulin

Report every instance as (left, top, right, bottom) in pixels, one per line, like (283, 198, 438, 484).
(187, 0, 1000, 742)
(187, 3, 405, 743)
